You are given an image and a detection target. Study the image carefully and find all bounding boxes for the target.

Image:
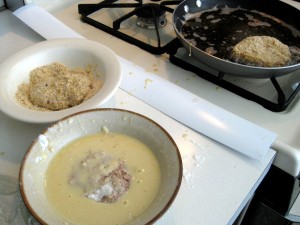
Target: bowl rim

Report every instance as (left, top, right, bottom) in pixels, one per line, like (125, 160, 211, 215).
(0, 38, 122, 123)
(19, 108, 183, 225)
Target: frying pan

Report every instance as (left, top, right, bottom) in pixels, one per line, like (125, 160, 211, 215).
(173, 0, 300, 78)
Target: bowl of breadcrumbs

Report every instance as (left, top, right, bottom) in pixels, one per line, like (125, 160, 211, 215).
(0, 38, 122, 123)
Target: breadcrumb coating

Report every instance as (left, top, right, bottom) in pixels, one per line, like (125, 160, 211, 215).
(16, 62, 103, 111)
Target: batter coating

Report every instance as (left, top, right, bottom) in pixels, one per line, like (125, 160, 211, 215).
(69, 152, 132, 203)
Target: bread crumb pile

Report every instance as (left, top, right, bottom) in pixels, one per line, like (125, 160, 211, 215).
(16, 62, 103, 111)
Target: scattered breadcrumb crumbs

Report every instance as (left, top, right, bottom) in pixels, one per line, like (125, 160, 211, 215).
(15, 62, 103, 111)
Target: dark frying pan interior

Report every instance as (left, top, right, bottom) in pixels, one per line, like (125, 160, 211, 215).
(181, 8, 300, 65)
(173, 0, 300, 77)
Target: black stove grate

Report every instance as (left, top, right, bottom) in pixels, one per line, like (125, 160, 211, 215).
(78, 0, 300, 112)
(78, 0, 181, 54)
(167, 39, 300, 112)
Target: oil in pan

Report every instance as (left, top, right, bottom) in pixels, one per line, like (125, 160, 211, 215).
(180, 7, 300, 65)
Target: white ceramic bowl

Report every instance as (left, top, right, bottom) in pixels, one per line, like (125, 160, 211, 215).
(19, 108, 182, 225)
(0, 38, 122, 123)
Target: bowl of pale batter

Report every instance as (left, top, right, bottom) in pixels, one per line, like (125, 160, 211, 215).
(0, 38, 122, 123)
(19, 108, 183, 225)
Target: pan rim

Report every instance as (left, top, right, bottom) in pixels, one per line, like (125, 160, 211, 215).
(172, 0, 300, 77)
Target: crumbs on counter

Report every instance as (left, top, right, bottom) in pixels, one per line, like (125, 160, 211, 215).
(152, 64, 159, 72)
(15, 62, 103, 111)
(144, 79, 153, 89)
(182, 133, 188, 139)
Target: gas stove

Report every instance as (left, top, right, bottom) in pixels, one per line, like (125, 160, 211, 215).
(77, 0, 300, 112)
(71, 0, 300, 174)
(74, 1, 300, 222)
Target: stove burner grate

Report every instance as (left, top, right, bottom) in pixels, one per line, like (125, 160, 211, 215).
(167, 39, 300, 112)
(136, 3, 167, 29)
(78, 0, 181, 55)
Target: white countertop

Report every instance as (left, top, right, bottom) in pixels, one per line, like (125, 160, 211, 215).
(0, 7, 276, 225)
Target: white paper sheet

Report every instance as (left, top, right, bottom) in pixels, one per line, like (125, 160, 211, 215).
(13, 4, 84, 39)
(119, 58, 277, 160)
(13, 4, 277, 160)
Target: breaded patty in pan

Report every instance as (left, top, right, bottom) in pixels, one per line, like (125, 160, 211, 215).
(231, 36, 292, 67)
